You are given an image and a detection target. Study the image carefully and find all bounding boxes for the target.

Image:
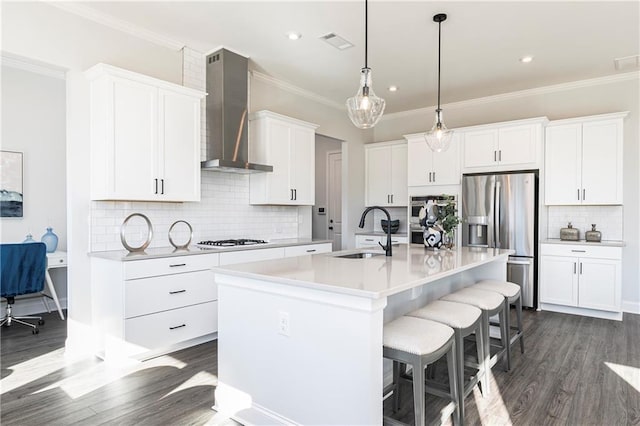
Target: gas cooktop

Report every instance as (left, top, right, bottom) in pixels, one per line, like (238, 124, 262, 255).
(197, 239, 268, 249)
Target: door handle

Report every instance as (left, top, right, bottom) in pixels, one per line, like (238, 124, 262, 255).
(578, 189, 580, 201)
(306, 249, 317, 253)
(328, 226, 334, 230)
(291, 189, 294, 200)
(432, 172, 436, 182)
(391, 194, 394, 204)
(494, 151, 497, 162)
(574, 262, 577, 274)
(169, 324, 186, 330)
(428, 172, 432, 182)
(169, 263, 186, 268)
(169, 289, 186, 295)
(579, 263, 583, 275)
(161, 179, 164, 195)
(582, 189, 585, 201)
(155, 178, 158, 194)
(498, 150, 502, 161)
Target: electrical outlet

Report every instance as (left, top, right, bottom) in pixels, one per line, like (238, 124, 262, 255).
(278, 311, 290, 337)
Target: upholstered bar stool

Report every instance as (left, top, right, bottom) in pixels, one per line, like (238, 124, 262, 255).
(408, 300, 485, 425)
(383, 316, 460, 426)
(441, 287, 509, 390)
(471, 280, 524, 371)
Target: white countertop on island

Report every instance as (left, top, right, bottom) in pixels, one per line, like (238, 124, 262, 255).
(213, 245, 514, 299)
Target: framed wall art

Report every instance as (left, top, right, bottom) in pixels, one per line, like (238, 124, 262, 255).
(0, 151, 23, 218)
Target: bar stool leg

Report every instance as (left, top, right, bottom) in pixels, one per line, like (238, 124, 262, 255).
(517, 297, 524, 354)
(481, 312, 491, 397)
(499, 308, 510, 372)
(446, 341, 460, 426)
(454, 331, 465, 425)
(503, 300, 512, 372)
(476, 322, 489, 398)
(392, 361, 401, 412)
(412, 355, 426, 426)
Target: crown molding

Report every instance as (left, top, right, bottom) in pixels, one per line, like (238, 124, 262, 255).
(250, 71, 345, 111)
(1, 52, 66, 79)
(49, 2, 185, 51)
(383, 71, 640, 121)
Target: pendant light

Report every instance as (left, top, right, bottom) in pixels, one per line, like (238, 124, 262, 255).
(425, 13, 453, 152)
(346, 0, 385, 129)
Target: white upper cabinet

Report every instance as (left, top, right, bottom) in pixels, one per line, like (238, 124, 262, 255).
(405, 133, 460, 186)
(249, 111, 318, 205)
(461, 118, 546, 173)
(544, 112, 626, 205)
(365, 141, 408, 207)
(86, 64, 205, 202)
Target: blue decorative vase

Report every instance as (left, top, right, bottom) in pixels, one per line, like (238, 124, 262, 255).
(41, 227, 59, 253)
(23, 233, 36, 243)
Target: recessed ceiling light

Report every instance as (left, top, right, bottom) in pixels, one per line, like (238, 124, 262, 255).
(388, 85, 398, 92)
(286, 32, 302, 41)
(520, 56, 534, 63)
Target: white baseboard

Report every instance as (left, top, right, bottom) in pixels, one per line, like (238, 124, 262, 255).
(622, 300, 640, 314)
(1, 295, 67, 317)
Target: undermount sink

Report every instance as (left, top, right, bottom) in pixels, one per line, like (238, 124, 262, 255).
(335, 251, 385, 259)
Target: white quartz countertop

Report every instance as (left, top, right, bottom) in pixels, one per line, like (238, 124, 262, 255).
(89, 239, 332, 261)
(542, 239, 626, 247)
(213, 245, 514, 299)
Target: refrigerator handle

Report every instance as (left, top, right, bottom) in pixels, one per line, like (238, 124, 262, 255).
(494, 180, 501, 248)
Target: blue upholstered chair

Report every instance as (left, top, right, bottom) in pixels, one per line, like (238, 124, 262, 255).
(1, 242, 47, 334)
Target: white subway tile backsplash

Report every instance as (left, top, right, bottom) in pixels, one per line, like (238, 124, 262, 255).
(547, 205, 623, 241)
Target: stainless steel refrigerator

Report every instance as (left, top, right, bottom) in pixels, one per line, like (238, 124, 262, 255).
(462, 172, 538, 308)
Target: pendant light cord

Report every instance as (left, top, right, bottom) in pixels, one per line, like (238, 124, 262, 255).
(436, 18, 441, 113)
(364, 0, 368, 69)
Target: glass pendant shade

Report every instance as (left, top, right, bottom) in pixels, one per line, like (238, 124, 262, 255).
(425, 110, 453, 152)
(346, 68, 386, 129)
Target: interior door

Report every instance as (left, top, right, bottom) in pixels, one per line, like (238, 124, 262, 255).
(327, 151, 342, 251)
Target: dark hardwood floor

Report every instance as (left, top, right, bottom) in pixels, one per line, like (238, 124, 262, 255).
(1, 309, 639, 425)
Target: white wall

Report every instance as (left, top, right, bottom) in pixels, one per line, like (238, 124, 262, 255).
(374, 75, 640, 312)
(312, 134, 342, 240)
(1, 59, 68, 311)
(2, 1, 184, 356)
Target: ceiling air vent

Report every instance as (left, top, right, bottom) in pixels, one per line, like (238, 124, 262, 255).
(319, 32, 354, 50)
(614, 55, 640, 71)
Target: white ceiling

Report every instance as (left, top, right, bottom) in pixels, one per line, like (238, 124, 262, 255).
(63, 1, 639, 114)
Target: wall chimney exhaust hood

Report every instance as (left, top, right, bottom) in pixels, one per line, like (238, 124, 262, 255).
(201, 48, 273, 173)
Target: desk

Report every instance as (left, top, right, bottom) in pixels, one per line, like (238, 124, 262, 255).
(45, 251, 66, 320)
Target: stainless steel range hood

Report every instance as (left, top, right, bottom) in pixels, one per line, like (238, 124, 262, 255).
(201, 48, 272, 173)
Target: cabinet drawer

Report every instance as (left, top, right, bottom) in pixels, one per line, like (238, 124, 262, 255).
(355, 235, 380, 248)
(540, 244, 622, 260)
(219, 247, 285, 265)
(124, 253, 219, 279)
(125, 270, 216, 318)
(284, 243, 332, 257)
(125, 301, 218, 350)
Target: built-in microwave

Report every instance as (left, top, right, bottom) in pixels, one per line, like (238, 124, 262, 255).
(409, 195, 456, 244)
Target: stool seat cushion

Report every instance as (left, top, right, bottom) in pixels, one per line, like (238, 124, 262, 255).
(441, 287, 504, 311)
(409, 300, 482, 330)
(383, 316, 454, 356)
(473, 280, 521, 298)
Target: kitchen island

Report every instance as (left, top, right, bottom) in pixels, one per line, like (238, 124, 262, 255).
(212, 244, 513, 425)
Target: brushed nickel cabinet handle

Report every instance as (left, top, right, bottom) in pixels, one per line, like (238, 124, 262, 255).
(169, 324, 186, 330)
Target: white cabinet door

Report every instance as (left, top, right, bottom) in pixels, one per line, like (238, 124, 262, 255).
(540, 255, 578, 307)
(249, 111, 318, 205)
(87, 64, 204, 202)
(498, 124, 537, 166)
(581, 120, 622, 205)
(365, 145, 392, 206)
(407, 137, 432, 186)
(431, 133, 460, 185)
(462, 129, 497, 168)
(159, 89, 201, 202)
(544, 124, 582, 205)
(111, 78, 158, 200)
(578, 258, 620, 312)
(406, 134, 460, 186)
(291, 126, 315, 205)
(390, 143, 408, 206)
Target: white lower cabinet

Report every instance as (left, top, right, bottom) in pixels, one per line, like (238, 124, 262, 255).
(355, 235, 407, 248)
(539, 243, 622, 320)
(91, 253, 220, 361)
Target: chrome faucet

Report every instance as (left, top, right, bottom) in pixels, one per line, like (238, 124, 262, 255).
(359, 206, 392, 256)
